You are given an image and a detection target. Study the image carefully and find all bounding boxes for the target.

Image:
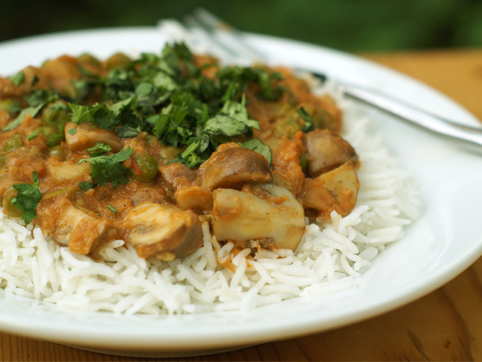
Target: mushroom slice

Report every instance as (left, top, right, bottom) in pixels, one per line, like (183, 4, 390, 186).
(202, 144, 272, 191)
(123, 202, 203, 260)
(64, 122, 123, 152)
(302, 161, 359, 219)
(212, 184, 305, 251)
(303, 129, 358, 177)
(46, 198, 117, 255)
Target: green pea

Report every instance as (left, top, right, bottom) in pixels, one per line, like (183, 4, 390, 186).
(42, 103, 70, 130)
(106, 53, 131, 70)
(46, 134, 65, 148)
(0, 99, 20, 115)
(132, 153, 158, 183)
(2, 133, 23, 151)
(78, 53, 100, 66)
(3, 186, 22, 218)
(49, 145, 66, 160)
(35, 125, 59, 137)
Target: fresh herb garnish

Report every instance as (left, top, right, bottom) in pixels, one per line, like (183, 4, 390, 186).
(78, 181, 94, 191)
(11, 171, 42, 224)
(239, 138, 272, 166)
(24, 89, 59, 107)
(87, 143, 112, 157)
(6, 42, 286, 171)
(67, 128, 77, 136)
(31, 74, 39, 86)
(297, 107, 314, 133)
(79, 147, 133, 187)
(107, 205, 118, 216)
(27, 130, 40, 141)
(9, 72, 24, 86)
(3, 104, 44, 131)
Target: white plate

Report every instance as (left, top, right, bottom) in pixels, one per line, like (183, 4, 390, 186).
(1, 28, 482, 358)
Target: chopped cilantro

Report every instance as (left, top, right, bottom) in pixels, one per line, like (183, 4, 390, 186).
(68, 103, 110, 125)
(11, 172, 42, 224)
(24, 89, 58, 107)
(31, 74, 39, 86)
(8, 101, 21, 115)
(239, 138, 272, 166)
(78, 181, 94, 191)
(9, 72, 24, 86)
(107, 205, 118, 216)
(4, 42, 287, 172)
(67, 128, 77, 136)
(3, 104, 43, 131)
(87, 143, 112, 157)
(297, 107, 314, 133)
(27, 130, 40, 141)
(79, 147, 133, 187)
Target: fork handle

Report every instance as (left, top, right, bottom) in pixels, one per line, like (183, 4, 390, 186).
(343, 85, 482, 154)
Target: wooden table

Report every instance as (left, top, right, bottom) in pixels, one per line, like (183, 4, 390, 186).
(2, 49, 482, 361)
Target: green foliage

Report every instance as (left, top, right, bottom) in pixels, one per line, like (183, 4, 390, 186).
(11, 172, 42, 224)
(1, 0, 479, 51)
(79, 147, 134, 187)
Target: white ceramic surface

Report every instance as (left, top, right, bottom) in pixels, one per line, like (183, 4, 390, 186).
(1, 28, 482, 358)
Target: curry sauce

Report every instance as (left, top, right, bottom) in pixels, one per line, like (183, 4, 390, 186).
(0, 43, 359, 261)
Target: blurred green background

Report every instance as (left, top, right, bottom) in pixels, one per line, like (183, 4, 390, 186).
(1, 0, 482, 52)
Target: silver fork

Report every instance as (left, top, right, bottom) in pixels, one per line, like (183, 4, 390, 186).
(160, 8, 482, 155)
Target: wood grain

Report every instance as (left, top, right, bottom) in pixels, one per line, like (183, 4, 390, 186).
(2, 49, 482, 361)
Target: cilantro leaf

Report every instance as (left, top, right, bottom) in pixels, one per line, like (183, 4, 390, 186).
(79, 147, 133, 187)
(24, 89, 58, 107)
(9, 72, 24, 86)
(239, 138, 272, 166)
(68, 128, 77, 136)
(204, 114, 250, 137)
(204, 100, 260, 138)
(297, 107, 314, 132)
(3, 104, 43, 131)
(31, 74, 39, 86)
(28, 129, 40, 141)
(11, 171, 42, 224)
(68, 103, 112, 125)
(78, 181, 94, 191)
(87, 143, 112, 157)
(107, 205, 118, 216)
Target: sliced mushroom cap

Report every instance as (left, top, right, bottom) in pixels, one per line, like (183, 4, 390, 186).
(302, 161, 359, 219)
(202, 145, 273, 191)
(160, 162, 199, 192)
(303, 129, 357, 177)
(123, 202, 203, 260)
(212, 184, 305, 250)
(65, 122, 123, 152)
(43, 198, 117, 255)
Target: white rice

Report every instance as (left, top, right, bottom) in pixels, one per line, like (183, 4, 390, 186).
(0, 98, 420, 315)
